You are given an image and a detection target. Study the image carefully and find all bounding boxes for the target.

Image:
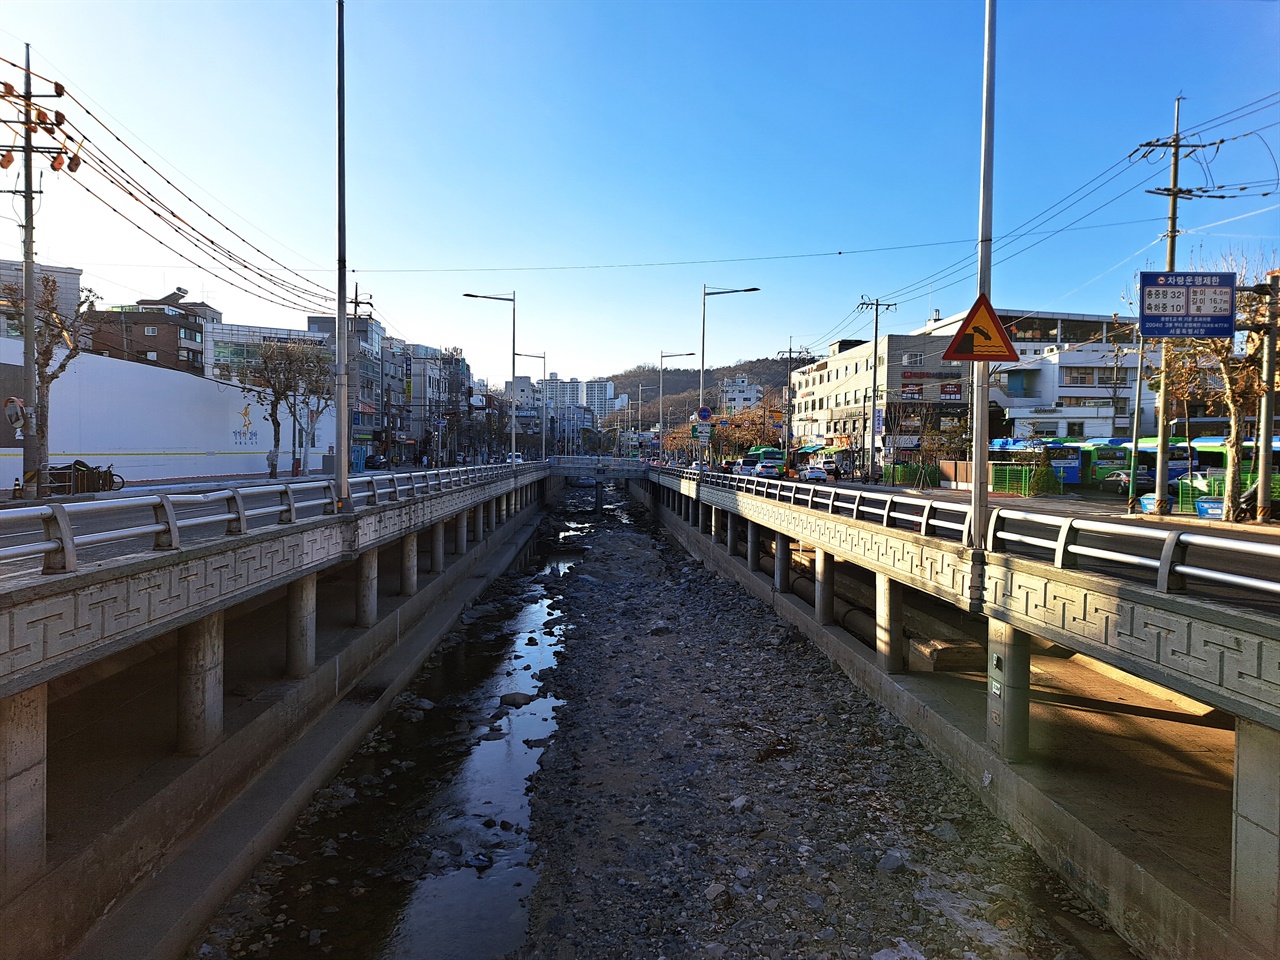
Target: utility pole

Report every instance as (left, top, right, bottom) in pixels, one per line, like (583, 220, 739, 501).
(1, 45, 75, 497)
(857, 298, 896, 481)
(1140, 97, 1211, 515)
(776, 339, 812, 464)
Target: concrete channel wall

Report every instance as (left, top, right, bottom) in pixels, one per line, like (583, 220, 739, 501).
(0, 470, 554, 960)
(633, 474, 1277, 960)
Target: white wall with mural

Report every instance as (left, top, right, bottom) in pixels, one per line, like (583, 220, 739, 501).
(0, 337, 336, 483)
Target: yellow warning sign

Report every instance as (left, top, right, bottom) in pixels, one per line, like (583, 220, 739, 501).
(942, 293, 1017, 363)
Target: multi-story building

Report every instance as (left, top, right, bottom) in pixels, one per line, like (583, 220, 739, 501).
(307, 314, 386, 466)
(205, 322, 329, 382)
(791, 334, 968, 471)
(790, 308, 1150, 473)
(406, 345, 447, 466)
(915, 308, 1146, 441)
(582, 378, 615, 424)
(0, 260, 85, 332)
(89, 290, 219, 376)
(718, 374, 763, 414)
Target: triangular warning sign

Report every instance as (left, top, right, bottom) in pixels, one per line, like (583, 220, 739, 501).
(942, 293, 1018, 363)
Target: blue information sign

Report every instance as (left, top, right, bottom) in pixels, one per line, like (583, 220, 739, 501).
(1139, 272, 1237, 338)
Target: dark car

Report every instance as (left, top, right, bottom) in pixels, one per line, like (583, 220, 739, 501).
(1098, 468, 1153, 494)
(364, 454, 389, 470)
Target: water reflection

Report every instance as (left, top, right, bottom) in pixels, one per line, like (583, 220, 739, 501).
(202, 549, 580, 960)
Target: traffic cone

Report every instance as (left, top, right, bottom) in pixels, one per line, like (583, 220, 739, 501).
(11, 477, 21, 499)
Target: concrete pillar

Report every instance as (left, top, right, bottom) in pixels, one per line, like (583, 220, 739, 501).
(815, 548, 835, 625)
(774, 531, 791, 593)
(0, 685, 46, 898)
(725, 512, 740, 556)
(595, 481, 603, 514)
(710, 507, 723, 544)
(875, 571, 906, 675)
(497, 494, 506, 524)
(356, 548, 378, 628)
(285, 572, 317, 679)
(986, 619, 1031, 761)
(471, 503, 484, 543)
(488, 497, 498, 530)
(747, 520, 760, 572)
(431, 521, 445, 574)
(177, 611, 225, 756)
(699, 502, 711, 536)
(400, 531, 418, 596)
(455, 512, 468, 554)
(1233, 719, 1280, 954)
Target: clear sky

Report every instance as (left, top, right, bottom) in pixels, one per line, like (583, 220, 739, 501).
(0, 0, 1276, 390)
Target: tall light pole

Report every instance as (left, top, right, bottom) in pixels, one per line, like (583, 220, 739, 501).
(516, 350, 546, 460)
(660, 350, 695, 464)
(464, 292, 516, 463)
(700, 285, 760, 410)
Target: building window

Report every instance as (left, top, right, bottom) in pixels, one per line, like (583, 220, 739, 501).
(141, 350, 158, 361)
(902, 352, 925, 366)
(144, 326, 158, 336)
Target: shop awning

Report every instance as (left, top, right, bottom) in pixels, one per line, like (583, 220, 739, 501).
(796, 444, 823, 454)
(818, 445, 848, 454)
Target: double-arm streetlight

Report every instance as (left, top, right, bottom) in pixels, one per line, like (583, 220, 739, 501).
(700, 285, 760, 411)
(515, 350, 546, 460)
(659, 350, 694, 463)
(463, 291, 516, 463)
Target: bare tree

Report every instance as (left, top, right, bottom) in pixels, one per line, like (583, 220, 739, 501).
(236, 341, 335, 479)
(1, 275, 98, 496)
(281, 344, 334, 475)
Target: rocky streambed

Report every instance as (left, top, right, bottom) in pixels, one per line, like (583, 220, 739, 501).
(188, 486, 1128, 960)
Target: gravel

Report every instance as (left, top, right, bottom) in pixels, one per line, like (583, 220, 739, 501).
(186, 486, 1127, 960)
(504, 489, 1116, 960)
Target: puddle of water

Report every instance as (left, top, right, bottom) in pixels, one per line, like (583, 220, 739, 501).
(198, 549, 582, 959)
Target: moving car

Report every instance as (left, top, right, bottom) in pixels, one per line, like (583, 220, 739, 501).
(753, 460, 785, 479)
(364, 454, 389, 470)
(800, 465, 828, 482)
(1098, 468, 1154, 494)
(506, 453, 524, 464)
(821, 459, 838, 476)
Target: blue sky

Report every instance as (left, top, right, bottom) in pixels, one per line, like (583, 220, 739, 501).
(0, 0, 1276, 389)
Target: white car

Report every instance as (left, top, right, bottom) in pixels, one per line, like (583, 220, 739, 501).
(1170, 471, 1214, 496)
(506, 453, 524, 464)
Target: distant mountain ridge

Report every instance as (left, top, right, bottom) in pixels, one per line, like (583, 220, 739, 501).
(603, 357, 794, 409)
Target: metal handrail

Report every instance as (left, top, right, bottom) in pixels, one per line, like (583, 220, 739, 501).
(657, 467, 1280, 599)
(0, 464, 525, 577)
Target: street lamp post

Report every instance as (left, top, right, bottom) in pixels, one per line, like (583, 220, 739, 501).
(660, 350, 695, 465)
(701, 285, 759, 460)
(700, 285, 761, 410)
(516, 350, 546, 460)
(463, 292, 516, 463)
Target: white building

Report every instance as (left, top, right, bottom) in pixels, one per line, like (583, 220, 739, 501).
(914, 308, 1147, 441)
(718, 374, 763, 414)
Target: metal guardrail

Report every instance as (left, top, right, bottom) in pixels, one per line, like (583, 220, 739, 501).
(665, 466, 1280, 601)
(0, 464, 523, 576)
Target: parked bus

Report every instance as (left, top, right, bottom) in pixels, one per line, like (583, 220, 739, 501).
(1076, 441, 1130, 485)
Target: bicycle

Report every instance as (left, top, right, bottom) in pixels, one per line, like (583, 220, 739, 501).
(102, 465, 125, 491)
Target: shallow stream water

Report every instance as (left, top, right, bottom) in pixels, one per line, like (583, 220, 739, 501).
(191, 524, 587, 960)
